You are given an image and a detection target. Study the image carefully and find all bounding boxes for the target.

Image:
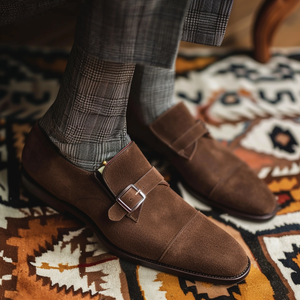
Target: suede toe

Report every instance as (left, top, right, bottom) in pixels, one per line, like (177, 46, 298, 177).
(159, 212, 249, 278)
(210, 163, 277, 217)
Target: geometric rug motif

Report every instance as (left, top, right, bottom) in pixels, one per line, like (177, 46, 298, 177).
(1, 45, 300, 299)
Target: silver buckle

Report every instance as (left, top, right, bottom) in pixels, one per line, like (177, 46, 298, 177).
(116, 184, 146, 213)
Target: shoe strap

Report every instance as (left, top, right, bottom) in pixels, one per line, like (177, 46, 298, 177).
(151, 117, 209, 160)
(108, 167, 169, 222)
(170, 120, 208, 157)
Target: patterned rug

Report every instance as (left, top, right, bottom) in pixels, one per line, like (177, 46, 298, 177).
(0, 46, 300, 300)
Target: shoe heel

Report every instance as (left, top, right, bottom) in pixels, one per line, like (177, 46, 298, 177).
(22, 169, 67, 214)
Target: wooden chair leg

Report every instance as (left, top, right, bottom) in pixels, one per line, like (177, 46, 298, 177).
(253, 0, 300, 63)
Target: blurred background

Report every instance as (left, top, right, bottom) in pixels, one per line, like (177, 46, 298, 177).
(0, 0, 299, 49)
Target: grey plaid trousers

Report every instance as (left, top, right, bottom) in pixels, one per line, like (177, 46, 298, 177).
(1, 0, 234, 169)
(0, 0, 233, 68)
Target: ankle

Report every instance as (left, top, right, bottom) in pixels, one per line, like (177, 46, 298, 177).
(39, 118, 131, 171)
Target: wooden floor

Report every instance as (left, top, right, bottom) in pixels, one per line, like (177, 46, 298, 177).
(0, 0, 299, 49)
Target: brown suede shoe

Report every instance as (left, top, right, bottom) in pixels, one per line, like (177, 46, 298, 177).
(22, 123, 250, 284)
(127, 102, 278, 221)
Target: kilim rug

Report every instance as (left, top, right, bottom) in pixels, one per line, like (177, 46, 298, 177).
(0, 45, 300, 300)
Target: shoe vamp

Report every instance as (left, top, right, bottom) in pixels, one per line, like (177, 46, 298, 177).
(176, 138, 241, 196)
(90, 185, 197, 262)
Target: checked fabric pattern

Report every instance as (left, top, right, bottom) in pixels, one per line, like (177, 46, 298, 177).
(39, 44, 134, 171)
(1, 46, 300, 299)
